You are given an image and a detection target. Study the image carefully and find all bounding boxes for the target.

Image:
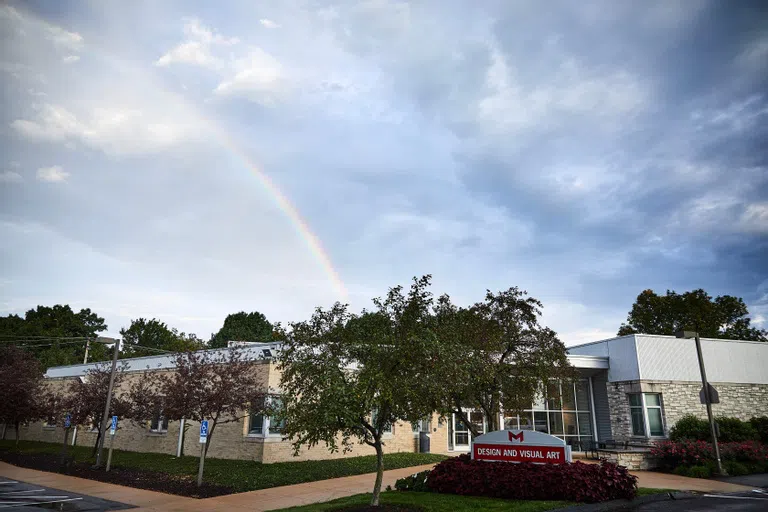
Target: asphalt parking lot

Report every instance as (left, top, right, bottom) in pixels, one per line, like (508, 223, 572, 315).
(0, 479, 134, 511)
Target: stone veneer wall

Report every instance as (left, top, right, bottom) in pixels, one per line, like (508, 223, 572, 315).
(607, 380, 768, 442)
(596, 450, 659, 471)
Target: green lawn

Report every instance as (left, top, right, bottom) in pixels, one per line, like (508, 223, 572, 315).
(270, 491, 572, 512)
(0, 440, 446, 492)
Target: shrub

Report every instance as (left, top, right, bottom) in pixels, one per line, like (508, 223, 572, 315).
(651, 440, 713, 469)
(723, 461, 749, 476)
(715, 417, 757, 443)
(672, 466, 689, 477)
(426, 454, 637, 503)
(394, 470, 431, 492)
(719, 441, 768, 463)
(687, 465, 712, 479)
(750, 416, 768, 444)
(670, 415, 709, 441)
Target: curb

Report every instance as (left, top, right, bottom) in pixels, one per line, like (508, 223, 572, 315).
(555, 491, 700, 512)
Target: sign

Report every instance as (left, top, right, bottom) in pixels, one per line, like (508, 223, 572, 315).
(472, 430, 571, 464)
(700, 383, 719, 404)
(199, 420, 209, 444)
(110, 416, 118, 436)
(64, 413, 71, 428)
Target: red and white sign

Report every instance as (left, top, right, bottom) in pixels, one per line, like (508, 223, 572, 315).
(471, 430, 571, 464)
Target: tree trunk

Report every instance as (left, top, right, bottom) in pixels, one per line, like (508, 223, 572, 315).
(92, 428, 102, 458)
(14, 422, 20, 447)
(179, 422, 187, 457)
(370, 440, 385, 506)
(204, 421, 216, 457)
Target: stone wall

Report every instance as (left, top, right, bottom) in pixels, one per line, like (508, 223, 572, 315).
(596, 450, 659, 471)
(606, 380, 768, 442)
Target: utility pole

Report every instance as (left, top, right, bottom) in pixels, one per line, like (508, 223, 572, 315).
(83, 337, 90, 364)
(94, 337, 120, 468)
(676, 329, 726, 476)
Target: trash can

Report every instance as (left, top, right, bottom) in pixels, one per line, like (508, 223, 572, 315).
(419, 431, 430, 453)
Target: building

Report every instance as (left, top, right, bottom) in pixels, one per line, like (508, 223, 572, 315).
(10, 334, 768, 463)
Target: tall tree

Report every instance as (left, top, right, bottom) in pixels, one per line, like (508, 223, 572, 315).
(127, 348, 268, 485)
(618, 289, 767, 341)
(0, 346, 46, 444)
(209, 311, 272, 348)
(119, 318, 205, 356)
(277, 277, 438, 506)
(63, 362, 130, 456)
(427, 287, 573, 437)
(0, 305, 109, 367)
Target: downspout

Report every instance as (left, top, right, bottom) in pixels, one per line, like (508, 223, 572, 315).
(176, 418, 185, 457)
(71, 426, 78, 446)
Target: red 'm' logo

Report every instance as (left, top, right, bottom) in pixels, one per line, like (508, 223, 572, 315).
(509, 431, 524, 442)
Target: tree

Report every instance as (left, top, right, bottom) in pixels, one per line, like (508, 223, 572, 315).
(0, 346, 46, 444)
(63, 362, 130, 456)
(209, 311, 272, 348)
(618, 289, 767, 341)
(127, 347, 268, 485)
(0, 305, 110, 368)
(119, 318, 205, 356)
(427, 287, 573, 437)
(277, 277, 439, 506)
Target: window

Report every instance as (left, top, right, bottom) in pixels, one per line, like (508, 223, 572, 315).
(267, 397, 285, 435)
(150, 404, 168, 433)
(371, 409, 392, 435)
(44, 415, 57, 428)
(248, 412, 264, 435)
(629, 393, 665, 437)
(412, 418, 431, 434)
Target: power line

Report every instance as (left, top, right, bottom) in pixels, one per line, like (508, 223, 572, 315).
(0, 336, 90, 343)
(9, 340, 91, 349)
(0, 334, 93, 339)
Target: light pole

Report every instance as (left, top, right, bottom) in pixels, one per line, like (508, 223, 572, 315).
(675, 329, 726, 476)
(93, 337, 120, 469)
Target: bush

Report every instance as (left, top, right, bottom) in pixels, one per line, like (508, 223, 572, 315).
(687, 465, 712, 479)
(651, 440, 713, 469)
(719, 441, 768, 463)
(750, 416, 768, 444)
(672, 466, 690, 477)
(715, 417, 757, 443)
(394, 470, 431, 492)
(723, 461, 750, 476)
(670, 415, 709, 441)
(426, 454, 637, 503)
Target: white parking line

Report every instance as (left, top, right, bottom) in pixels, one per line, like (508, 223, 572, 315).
(0, 495, 70, 500)
(0, 497, 83, 509)
(702, 494, 768, 500)
(0, 490, 45, 495)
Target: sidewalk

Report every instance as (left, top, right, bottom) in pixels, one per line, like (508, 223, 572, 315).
(0, 460, 757, 512)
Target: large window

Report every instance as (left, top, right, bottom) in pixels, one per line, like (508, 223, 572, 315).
(503, 380, 594, 450)
(248, 395, 285, 436)
(450, 410, 485, 449)
(629, 393, 665, 437)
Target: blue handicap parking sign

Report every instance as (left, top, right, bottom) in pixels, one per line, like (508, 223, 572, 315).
(200, 420, 209, 437)
(64, 413, 71, 428)
(110, 415, 118, 433)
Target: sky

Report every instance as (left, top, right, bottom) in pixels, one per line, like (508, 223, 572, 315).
(1, 0, 767, 344)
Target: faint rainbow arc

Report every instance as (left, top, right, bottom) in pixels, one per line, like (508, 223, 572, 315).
(15, 7, 349, 300)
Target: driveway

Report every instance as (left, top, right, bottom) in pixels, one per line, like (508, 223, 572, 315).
(628, 489, 768, 511)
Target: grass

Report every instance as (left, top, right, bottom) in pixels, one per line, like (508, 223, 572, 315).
(0, 440, 447, 492)
(269, 491, 572, 512)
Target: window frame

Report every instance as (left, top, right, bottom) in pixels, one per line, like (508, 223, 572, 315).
(149, 401, 169, 434)
(247, 395, 286, 437)
(628, 392, 665, 438)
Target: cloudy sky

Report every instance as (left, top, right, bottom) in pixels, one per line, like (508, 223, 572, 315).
(1, 0, 766, 344)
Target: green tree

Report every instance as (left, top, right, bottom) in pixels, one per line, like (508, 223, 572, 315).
(618, 289, 767, 341)
(0, 305, 109, 368)
(277, 277, 438, 506)
(209, 311, 273, 348)
(119, 318, 205, 356)
(0, 346, 46, 444)
(427, 287, 573, 437)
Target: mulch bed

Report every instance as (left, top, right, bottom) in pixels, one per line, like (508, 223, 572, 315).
(0, 451, 234, 498)
(332, 507, 422, 512)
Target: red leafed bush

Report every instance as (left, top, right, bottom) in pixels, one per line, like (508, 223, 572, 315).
(426, 455, 637, 503)
(651, 440, 768, 470)
(650, 439, 713, 469)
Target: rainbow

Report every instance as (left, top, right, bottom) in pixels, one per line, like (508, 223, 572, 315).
(12, 7, 348, 301)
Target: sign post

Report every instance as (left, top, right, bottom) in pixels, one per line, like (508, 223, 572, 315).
(59, 413, 73, 467)
(106, 416, 117, 472)
(472, 430, 571, 464)
(197, 420, 209, 487)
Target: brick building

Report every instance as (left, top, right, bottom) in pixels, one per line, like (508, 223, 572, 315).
(9, 334, 768, 463)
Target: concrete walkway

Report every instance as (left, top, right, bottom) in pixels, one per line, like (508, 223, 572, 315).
(0, 461, 758, 512)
